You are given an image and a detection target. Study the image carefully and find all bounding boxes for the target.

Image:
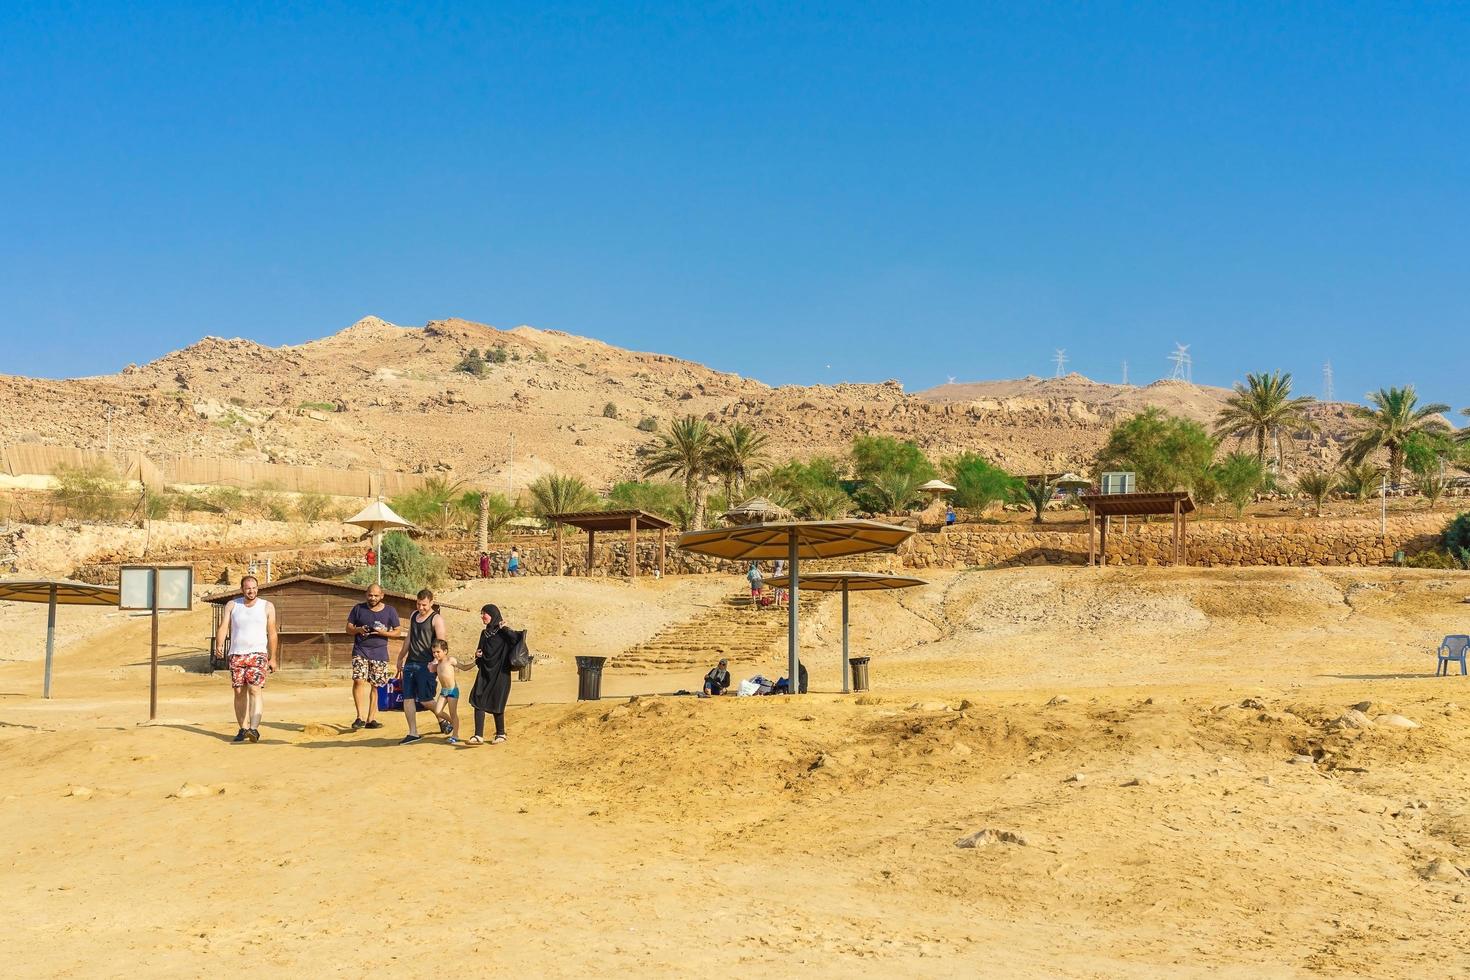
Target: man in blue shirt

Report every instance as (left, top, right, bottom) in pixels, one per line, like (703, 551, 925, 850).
(347, 585, 401, 730)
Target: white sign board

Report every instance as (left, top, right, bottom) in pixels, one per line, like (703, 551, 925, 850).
(119, 566, 194, 611)
(1100, 472, 1136, 495)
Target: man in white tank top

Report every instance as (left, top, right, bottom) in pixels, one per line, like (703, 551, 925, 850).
(212, 575, 279, 743)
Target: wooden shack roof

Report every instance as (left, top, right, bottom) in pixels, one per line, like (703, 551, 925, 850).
(1078, 491, 1196, 517)
(547, 509, 674, 532)
(203, 575, 421, 606)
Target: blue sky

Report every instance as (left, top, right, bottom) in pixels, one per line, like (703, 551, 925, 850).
(1, 2, 1465, 416)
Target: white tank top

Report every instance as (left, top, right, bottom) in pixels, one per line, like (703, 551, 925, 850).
(228, 598, 270, 655)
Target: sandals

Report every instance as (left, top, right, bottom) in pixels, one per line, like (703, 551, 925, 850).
(350, 718, 365, 731)
(467, 735, 483, 744)
(491, 734, 507, 745)
(364, 720, 383, 730)
(399, 734, 423, 745)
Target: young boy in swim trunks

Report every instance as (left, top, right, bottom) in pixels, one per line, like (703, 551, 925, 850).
(430, 638, 462, 744)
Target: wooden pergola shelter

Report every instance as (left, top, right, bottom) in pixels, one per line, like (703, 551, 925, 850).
(1079, 491, 1196, 567)
(547, 509, 674, 579)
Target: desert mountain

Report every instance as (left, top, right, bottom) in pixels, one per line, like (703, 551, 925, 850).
(0, 317, 1359, 490)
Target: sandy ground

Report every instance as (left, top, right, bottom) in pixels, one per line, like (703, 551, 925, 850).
(3, 567, 1470, 977)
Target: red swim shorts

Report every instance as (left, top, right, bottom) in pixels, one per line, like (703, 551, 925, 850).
(228, 652, 268, 689)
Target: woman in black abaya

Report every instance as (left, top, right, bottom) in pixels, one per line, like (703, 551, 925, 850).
(468, 603, 515, 744)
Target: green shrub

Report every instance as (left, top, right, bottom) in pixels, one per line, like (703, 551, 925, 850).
(603, 402, 619, 419)
(454, 349, 487, 377)
(1097, 408, 1216, 493)
(1405, 549, 1461, 570)
(51, 462, 126, 521)
(531, 350, 549, 363)
(298, 401, 337, 413)
(141, 489, 172, 520)
(637, 416, 658, 432)
(945, 452, 1018, 511)
(295, 492, 333, 523)
(486, 346, 509, 365)
(607, 480, 684, 518)
(347, 531, 447, 594)
(1444, 512, 1470, 569)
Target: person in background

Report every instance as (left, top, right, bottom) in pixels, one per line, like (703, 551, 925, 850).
(746, 561, 763, 609)
(346, 583, 401, 731)
(946, 505, 957, 526)
(478, 552, 491, 578)
(507, 546, 522, 577)
(703, 658, 731, 696)
(395, 589, 448, 744)
(469, 603, 516, 744)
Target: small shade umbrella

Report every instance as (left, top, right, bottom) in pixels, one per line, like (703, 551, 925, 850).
(0, 578, 119, 699)
(678, 520, 914, 694)
(1054, 472, 1090, 490)
(764, 571, 926, 693)
(916, 479, 957, 497)
(345, 499, 416, 585)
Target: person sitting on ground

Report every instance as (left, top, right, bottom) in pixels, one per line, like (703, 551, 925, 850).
(703, 658, 732, 696)
(430, 638, 462, 744)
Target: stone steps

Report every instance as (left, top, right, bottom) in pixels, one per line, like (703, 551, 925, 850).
(610, 590, 819, 673)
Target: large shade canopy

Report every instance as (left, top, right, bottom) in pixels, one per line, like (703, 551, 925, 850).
(0, 578, 119, 699)
(765, 571, 926, 693)
(679, 519, 913, 562)
(679, 520, 915, 695)
(345, 499, 416, 584)
(764, 571, 926, 593)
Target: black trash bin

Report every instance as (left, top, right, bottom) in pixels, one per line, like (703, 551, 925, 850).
(575, 656, 606, 700)
(849, 656, 871, 693)
(518, 656, 534, 683)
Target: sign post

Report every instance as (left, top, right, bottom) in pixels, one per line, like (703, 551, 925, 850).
(119, 565, 194, 721)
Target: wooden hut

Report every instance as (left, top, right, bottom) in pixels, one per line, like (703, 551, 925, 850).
(204, 576, 420, 671)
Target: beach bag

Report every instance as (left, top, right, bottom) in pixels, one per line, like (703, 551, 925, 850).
(377, 677, 405, 712)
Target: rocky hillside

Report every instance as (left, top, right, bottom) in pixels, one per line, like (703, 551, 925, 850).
(0, 316, 1363, 489)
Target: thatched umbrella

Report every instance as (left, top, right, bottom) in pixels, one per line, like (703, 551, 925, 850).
(719, 496, 792, 525)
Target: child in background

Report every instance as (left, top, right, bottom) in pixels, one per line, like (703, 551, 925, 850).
(430, 638, 462, 744)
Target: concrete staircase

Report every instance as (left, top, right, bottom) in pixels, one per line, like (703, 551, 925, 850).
(611, 590, 821, 673)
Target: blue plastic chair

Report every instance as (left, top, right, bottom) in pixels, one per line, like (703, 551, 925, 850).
(1436, 635, 1470, 676)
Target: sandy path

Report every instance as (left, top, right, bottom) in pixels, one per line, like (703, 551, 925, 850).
(2, 567, 1468, 977)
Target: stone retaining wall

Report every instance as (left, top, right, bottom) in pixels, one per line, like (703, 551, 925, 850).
(437, 513, 1455, 577)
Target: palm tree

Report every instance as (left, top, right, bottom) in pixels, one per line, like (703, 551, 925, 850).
(1337, 460, 1385, 502)
(867, 469, 923, 514)
(1213, 371, 1317, 467)
(1012, 474, 1063, 524)
(1340, 386, 1451, 487)
(643, 415, 715, 529)
(1294, 469, 1336, 517)
(709, 423, 771, 505)
(526, 473, 599, 517)
(799, 484, 852, 520)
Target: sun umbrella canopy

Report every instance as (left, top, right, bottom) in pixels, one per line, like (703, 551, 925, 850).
(0, 579, 119, 606)
(1055, 472, 1090, 489)
(678, 519, 914, 561)
(916, 479, 957, 494)
(0, 578, 120, 700)
(344, 499, 416, 534)
(764, 571, 927, 592)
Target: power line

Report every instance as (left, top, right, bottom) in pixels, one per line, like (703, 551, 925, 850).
(1323, 361, 1334, 402)
(1121, 360, 1129, 386)
(1053, 349, 1067, 378)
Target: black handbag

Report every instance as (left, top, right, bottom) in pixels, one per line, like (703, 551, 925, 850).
(506, 628, 531, 670)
